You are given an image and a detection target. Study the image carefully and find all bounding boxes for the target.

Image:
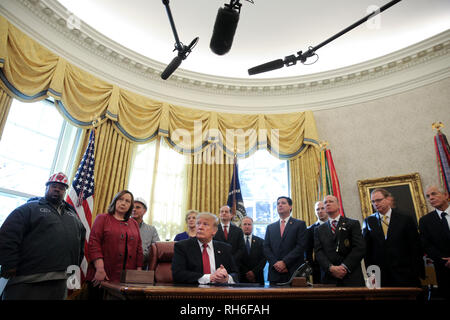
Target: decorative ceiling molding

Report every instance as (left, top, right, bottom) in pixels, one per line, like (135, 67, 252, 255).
(0, 0, 449, 113)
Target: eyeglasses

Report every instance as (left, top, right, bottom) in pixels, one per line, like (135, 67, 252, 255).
(371, 198, 385, 204)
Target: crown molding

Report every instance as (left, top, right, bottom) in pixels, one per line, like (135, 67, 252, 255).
(1, 0, 449, 113)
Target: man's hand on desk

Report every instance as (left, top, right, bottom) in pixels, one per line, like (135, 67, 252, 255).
(245, 270, 256, 282)
(211, 264, 229, 283)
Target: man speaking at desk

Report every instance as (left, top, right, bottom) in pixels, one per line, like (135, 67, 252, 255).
(172, 212, 239, 284)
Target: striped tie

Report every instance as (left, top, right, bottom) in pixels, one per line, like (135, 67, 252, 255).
(331, 220, 338, 233)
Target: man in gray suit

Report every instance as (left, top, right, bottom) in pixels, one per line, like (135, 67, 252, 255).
(263, 196, 307, 285)
(314, 195, 365, 286)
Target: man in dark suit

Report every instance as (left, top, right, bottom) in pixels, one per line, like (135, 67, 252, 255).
(314, 195, 365, 287)
(263, 196, 307, 285)
(305, 201, 328, 284)
(362, 188, 424, 288)
(419, 185, 450, 300)
(172, 212, 239, 284)
(239, 216, 266, 285)
(214, 205, 246, 266)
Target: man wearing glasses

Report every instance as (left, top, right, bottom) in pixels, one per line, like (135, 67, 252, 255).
(362, 188, 424, 288)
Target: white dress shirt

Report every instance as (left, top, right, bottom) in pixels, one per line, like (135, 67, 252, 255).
(196, 239, 235, 284)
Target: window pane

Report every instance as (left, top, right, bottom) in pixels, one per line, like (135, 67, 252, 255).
(0, 192, 28, 227)
(239, 150, 289, 239)
(0, 100, 64, 195)
(128, 138, 187, 241)
(127, 140, 157, 197)
(152, 138, 187, 240)
(0, 99, 81, 226)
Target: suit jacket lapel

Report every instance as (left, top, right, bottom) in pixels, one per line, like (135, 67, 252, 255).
(373, 213, 386, 242)
(385, 210, 395, 240)
(191, 238, 204, 270)
(432, 210, 450, 241)
(327, 220, 337, 240)
(213, 243, 224, 268)
(281, 218, 296, 239)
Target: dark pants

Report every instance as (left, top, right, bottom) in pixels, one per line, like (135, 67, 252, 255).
(2, 279, 67, 300)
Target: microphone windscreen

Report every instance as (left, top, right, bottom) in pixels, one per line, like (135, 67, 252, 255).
(161, 55, 183, 80)
(248, 59, 285, 75)
(210, 7, 239, 55)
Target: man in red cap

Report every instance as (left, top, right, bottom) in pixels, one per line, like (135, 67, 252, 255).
(0, 172, 86, 300)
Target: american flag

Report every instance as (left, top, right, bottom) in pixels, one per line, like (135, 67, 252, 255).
(66, 129, 95, 278)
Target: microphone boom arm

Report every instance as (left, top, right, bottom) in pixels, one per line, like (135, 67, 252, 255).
(161, 0, 199, 79)
(248, 0, 402, 75)
(162, 0, 183, 52)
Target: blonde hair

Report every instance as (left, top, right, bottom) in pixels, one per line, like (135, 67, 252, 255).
(185, 209, 199, 222)
(196, 212, 219, 229)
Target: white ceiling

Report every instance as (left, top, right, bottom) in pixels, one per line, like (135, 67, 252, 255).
(56, 0, 450, 79)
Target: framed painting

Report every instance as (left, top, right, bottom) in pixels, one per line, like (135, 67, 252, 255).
(357, 172, 427, 224)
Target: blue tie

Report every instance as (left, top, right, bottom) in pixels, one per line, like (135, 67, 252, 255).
(246, 236, 251, 254)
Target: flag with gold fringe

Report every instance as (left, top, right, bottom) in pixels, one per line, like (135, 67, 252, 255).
(227, 156, 246, 225)
(318, 146, 345, 216)
(433, 123, 450, 195)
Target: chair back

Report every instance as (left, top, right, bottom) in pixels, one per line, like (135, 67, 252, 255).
(148, 241, 175, 284)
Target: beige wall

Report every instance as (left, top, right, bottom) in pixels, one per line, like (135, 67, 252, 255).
(313, 77, 450, 222)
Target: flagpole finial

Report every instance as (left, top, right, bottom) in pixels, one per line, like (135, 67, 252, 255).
(91, 114, 103, 129)
(319, 140, 329, 151)
(432, 122, 444, 133)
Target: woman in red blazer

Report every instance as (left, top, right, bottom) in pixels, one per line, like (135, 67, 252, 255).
(86, 190, 143, 296)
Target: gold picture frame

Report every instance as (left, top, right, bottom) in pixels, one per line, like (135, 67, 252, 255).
(357, 172, 427, 223)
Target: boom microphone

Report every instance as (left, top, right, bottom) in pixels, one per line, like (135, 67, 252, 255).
(161, 55, 183, 80)
(161, 0, 199, 80)
(210, 5, 240, 55)
(161, 36, 199, 80)
(248, 59, 284, 76)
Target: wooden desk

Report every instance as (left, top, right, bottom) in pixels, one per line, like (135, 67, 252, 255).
(101, 282, 422, 301)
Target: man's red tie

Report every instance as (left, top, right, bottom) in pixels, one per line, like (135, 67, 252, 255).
(223, 225, 228, 240)
(280, 219, 286, 237)
(202, 243, 211, 274)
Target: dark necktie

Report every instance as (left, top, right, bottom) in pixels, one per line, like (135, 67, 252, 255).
(246, 235, 251, 254)
(223, 225, 228, 240)
(441, 212, 450, 236)
(202, 243, 211, 274)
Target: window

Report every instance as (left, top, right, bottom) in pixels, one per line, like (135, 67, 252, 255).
(128, 138, 187, 241)
(238, 149, 290, 239)
(0, 99, 82, 226)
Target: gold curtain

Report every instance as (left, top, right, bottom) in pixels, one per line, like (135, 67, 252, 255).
(289, 145, 320, 225)
(186, 145, 234, 215)
(67, 122, 132, 219)
(93, 120, 133, 217)
(0, 86, 12, 140)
